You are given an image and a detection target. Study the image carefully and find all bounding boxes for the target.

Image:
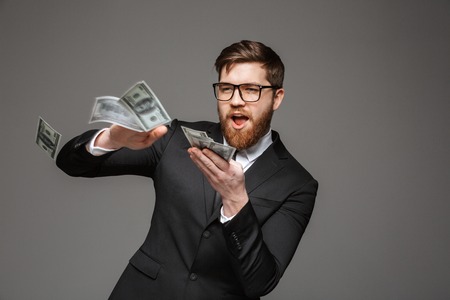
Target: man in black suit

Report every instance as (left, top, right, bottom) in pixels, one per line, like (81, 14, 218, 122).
(57, 40, 318, 300)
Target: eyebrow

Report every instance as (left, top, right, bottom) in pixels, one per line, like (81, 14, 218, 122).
(218, 82, 264, 85)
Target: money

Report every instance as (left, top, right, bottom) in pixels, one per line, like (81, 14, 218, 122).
(36, 116, 61, 160)
(90, 96, 143, 132)
(89, 81, 171, 132)
(181, 126, 236, 161)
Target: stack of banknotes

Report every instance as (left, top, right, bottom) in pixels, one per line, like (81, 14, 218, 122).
(90, 81, 235, 160)
(89, 81, 172, 132)
(181, 126, 236, 161)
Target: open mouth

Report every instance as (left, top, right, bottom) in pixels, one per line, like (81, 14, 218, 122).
(231, 114, 249, 129)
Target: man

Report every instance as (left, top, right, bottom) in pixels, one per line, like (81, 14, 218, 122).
(57, 40, 318, 300)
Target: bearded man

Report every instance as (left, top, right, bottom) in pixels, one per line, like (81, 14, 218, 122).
(57, 40, 318, 300)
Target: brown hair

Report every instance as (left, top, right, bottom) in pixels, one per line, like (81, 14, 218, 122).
(214, 40, 285, 88)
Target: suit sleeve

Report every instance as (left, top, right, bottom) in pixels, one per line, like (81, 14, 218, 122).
(222, 177, 318, 298)
(56, 121, 177, 178)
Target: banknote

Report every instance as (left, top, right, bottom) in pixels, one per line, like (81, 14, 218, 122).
(89, 81, 171, 132)
(208, 142, 236, 161)
(36, 116, 61, 159)
(181, 126, 236, 161)
(181, 126, 211, 146)
(120, 81, 171, 131)
(90, 96, 143, 131)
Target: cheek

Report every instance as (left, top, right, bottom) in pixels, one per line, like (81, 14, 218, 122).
(217, 104, 224, 113)
(217, 104, 227, 120)
(251, 105, 268, 120)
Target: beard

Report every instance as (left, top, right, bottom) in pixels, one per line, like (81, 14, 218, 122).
(219, 104, 274, 151)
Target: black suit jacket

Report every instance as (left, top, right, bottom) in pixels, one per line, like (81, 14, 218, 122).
(56, 119, 318, 300)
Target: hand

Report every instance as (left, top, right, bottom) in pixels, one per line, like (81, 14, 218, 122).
(188, 147, 248, 217)
(96, 125, 168, 150)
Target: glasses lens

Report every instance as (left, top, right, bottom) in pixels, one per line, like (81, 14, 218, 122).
(239, 84, 260, 102)
(215, 83, 234, 101)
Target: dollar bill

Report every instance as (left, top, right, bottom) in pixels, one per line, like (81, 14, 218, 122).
(181, 126, 236, 161)
(89, 81, 172, 132)
(36, 116, 61, 160)
(181, 126, 211, 146)
(208, 142, 236, 161)
(90, 96, 143, 132)
(120, 81, 171, 131)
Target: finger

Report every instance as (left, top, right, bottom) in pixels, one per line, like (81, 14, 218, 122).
(229, 159, 243, 171)
(188, 147, 212, 169)
(188, 147, 220, 178)
(141, 126, 168, 146)
(201, 148, 229, 171)
(148, 125, 168, 140)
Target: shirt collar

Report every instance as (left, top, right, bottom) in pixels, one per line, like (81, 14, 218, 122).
(224, 129, 273, 163)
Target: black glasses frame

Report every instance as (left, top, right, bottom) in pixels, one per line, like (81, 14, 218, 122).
(212, 83, 279, 102)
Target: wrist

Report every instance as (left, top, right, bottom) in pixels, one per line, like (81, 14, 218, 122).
(95, 128, 121, 149)
(86, 129, 118, 156)
(220, 206, 235, 223)
(222, 196, 248, 217)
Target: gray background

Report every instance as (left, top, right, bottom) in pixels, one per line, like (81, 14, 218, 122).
(1, 0, 449, 299)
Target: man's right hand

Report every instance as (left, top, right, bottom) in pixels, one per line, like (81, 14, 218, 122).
(95, 125, 168, 150)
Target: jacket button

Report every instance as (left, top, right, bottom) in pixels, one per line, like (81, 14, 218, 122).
(189, 273, 198, 281)
(231, 232, 242, 250)
(202, 230, 211, 239)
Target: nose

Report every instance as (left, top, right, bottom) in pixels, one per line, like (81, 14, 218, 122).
(230, 87, 246, 107)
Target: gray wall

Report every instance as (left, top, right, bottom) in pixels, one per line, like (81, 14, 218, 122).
(1, 1, 449, 299)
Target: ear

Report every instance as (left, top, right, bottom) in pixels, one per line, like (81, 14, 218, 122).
(272, 88, 284, 111)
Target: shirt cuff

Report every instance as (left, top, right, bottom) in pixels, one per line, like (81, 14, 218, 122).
(87, 128, 118, 156)
(220, 206, 236, 223)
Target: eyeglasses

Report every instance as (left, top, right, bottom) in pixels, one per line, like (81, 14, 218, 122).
(212, 83, 279, 102)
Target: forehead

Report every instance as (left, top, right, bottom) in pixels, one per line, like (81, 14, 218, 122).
(219, 62, 268, 84)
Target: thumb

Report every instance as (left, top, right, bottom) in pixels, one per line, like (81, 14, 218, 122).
(147, 125, 168, 142)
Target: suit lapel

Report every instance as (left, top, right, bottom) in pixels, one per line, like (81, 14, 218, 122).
(206, 123, 224, 144)
(204, 124, 224, 222)
(244, 131, 288, 194)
